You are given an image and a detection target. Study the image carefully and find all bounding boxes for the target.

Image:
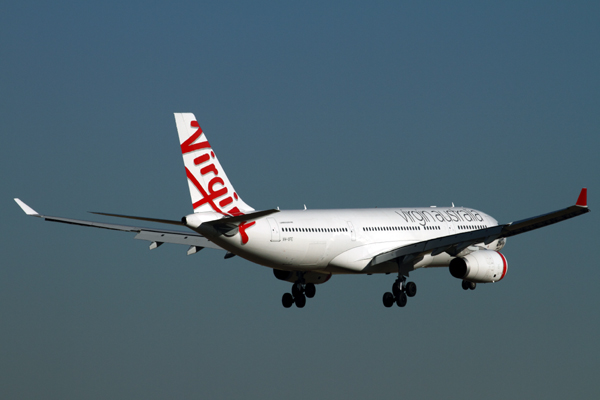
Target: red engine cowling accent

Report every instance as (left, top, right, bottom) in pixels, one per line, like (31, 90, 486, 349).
(273, 269, 332, 284)
(449, 250, 507, 283)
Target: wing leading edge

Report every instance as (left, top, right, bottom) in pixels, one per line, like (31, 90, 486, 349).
(369, 188, 590, 268)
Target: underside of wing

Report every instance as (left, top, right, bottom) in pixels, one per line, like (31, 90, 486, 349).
(368, 188, 590, 270)
(367, 225, 505, 270)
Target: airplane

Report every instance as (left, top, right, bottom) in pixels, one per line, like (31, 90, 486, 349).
(15, 113, 590, 308)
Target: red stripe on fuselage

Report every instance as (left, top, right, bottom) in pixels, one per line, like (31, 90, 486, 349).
(238, 221, 256, 244)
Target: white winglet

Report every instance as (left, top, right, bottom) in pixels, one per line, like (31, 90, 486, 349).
(14, 198, 39, 216)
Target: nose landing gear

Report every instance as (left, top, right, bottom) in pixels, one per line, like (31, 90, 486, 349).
(383, 276, 417, 308)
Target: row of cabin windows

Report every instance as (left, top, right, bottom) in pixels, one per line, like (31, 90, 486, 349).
(282, 227, 348, 233)
(459, 225, 487, 230)
(363, 226, 439, 232)
(281, 225, 489, 234)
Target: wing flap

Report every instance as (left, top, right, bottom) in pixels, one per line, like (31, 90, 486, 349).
(134, 230, 221, 249)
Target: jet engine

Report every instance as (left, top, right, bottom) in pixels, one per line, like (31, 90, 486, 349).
(273, 269, 332, 284)
(449, 250, 507, 283)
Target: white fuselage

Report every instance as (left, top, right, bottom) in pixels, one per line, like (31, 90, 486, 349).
(199, 206, 503, 275)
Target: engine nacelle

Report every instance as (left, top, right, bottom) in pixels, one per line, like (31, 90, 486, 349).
(273, 269, 332, 285)
(449, 250, 507, 283)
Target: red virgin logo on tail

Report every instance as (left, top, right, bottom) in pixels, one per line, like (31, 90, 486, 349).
(182, 121, 254, 244)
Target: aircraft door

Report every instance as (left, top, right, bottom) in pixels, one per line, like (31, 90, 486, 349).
(347, 221, 356, 241)
(267, 218, 281, 242)
(445, 214, 456, 235)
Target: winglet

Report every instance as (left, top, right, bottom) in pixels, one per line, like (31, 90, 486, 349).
(14, 198, 40, 216)
(576, 188, 588, 207)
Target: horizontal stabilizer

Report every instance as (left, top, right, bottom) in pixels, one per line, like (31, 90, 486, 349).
(207, 209, 280, 226)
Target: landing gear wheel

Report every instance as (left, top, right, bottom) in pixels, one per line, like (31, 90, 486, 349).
(469, 282, 477, 290)
(462, 280, 470, 290)
(295, 293, 306, 308)
(396, 292, 408, 307)
(383, 292, 394, 308)
(305, 283, 316, 298)
(405, 281, 417, 297)
(291, 282, 303, 297)
(282, 293, 294, 308)
(392, 280, 403, 297)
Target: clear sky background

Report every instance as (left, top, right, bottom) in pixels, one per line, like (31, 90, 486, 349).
(1, 1, 599, 399)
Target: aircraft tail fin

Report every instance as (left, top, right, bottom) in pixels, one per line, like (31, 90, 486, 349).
(174, 113, 254, 216)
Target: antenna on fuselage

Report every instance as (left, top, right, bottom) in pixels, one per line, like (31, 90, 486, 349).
(452, 202, 455, 207)
(304, 204, 307, 210)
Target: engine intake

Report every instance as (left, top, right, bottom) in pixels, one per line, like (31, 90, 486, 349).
(449, 250, 507, 283)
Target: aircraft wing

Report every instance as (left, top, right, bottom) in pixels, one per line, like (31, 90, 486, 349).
(14, 199, 224, 252)
(369, 188, 590, 267)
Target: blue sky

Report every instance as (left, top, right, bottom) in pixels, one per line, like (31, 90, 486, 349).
(2, 2, 599, 398)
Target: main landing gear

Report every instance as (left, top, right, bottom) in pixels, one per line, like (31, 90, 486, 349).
(282, 281, 316, 308)
(383, 276, 417, 308)
(462, 280, 476, 290)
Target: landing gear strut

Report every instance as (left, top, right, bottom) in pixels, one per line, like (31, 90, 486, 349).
(282, 277, 316, 308)
(383, 276, 417, 308)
